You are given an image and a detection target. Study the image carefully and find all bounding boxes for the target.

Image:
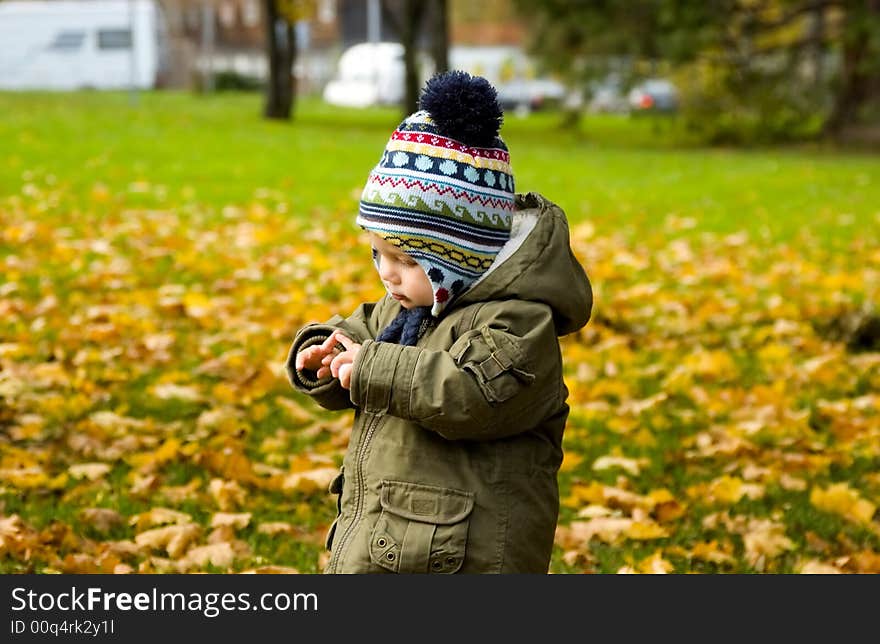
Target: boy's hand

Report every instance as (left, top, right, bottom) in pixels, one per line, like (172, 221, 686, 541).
(295, 331, 345, 380)
(326, 332, 362, 390)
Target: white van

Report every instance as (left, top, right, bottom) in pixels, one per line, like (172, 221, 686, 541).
(322, 42, 432, 108)
(322, 42, 565, 112)
(0, 0, 170, 90)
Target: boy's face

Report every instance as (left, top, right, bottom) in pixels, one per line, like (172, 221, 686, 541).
(369, 233, 434, 309)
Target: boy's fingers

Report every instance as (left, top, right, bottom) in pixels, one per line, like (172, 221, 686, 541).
(338, 364, 352, 390)
(319, 331, 339, 353)
(335, 333, 355, 350)
(295, 347, 314, 370)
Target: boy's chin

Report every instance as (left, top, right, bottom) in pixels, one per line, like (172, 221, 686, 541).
(398, 299, 430, 309)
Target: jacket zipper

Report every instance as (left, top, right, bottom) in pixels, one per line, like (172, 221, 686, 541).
(326, 412, 382, 573)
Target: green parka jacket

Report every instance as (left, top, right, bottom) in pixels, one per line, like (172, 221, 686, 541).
(285, 192, 592, 573)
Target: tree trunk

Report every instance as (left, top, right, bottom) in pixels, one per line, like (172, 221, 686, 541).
(824, 0, 879, 137)
(383, 0, 426, 115)
(264, 0, 296, 121)
(431, 0, 449, 76)
(402, 1, 426, 114)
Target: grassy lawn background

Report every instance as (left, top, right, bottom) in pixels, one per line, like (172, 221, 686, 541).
(2, 91, 878, 247)
(1, 90, 878, 575)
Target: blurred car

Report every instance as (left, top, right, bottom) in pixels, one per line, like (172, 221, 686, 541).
(588, 84, 628, 114)
(627, 78, 679, 113)
(495, 77, 566, 114)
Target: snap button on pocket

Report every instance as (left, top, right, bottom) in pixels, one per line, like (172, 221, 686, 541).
(385, 551, 396, 562)
(376, 537, 387, 548)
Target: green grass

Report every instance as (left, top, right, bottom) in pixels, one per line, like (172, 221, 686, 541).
(2, 90, 878, 249)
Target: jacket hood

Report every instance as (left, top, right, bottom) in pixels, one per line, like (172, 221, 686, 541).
(454, 192, 592, 336)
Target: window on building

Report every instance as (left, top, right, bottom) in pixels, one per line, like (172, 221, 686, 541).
(48, 30, 86, 51)
(318, 0, 336, 23)
(219, 2, 236, 27)
(97, 29, 132, 50)
(242, 0, 260, 27)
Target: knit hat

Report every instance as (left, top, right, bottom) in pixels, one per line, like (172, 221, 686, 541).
(356, 70, 515, 318)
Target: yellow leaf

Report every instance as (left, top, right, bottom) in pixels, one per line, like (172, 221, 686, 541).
(797, 559, 843, 574)
(708, 475, 745, 504)
(68, 462, 111, 481)
(625, 521, 669, 540)
(632, 428, 657, 447)
(0, 467, 49, 489)
(690, 540, 734, 564)
(199, 446, 260, 486)
(132, 438, 182, 471)
(636, 550, 674, 574)
(210, 512, 252, 530)
(563, 481, 606, 508)
(211, 382, 239, 405)
(567, 517, 633, 544)
(182, 291, 212, 318)
(848, 550, 880, 573)
(151, 383, 203, 402)
(742, 519, 794, 567)
(683, 348, 737, 380)
(810, 483, 877, 526)
(257, 522, 295, 536)
(281, 467, 339, 493)
(197, 406, 244, 434)
(159, 477, 202, 503)
(606, 416, 639, 434)
(177, 542, 235, 571)
(129, 507, 192, 530)
(239, 565, 300, 574)
(576, 504, 614, 519)
(134, 523, 201, 558)
(559, 452, 583, 472)
(593, 455, 646, 476)
(276, 396, 314, 425)
(208, 478, 246, 511)
(80, 508, 125, 533)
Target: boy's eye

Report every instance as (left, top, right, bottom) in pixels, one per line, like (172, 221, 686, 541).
(371, 248, 378, 261)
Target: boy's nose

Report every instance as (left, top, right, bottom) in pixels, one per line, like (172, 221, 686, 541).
(378, 261, 399, 284)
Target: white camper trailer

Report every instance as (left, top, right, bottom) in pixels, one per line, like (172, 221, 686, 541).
(0, 0, 170, 90)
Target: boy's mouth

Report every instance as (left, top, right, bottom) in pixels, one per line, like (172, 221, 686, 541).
(390, 293, 407, 301)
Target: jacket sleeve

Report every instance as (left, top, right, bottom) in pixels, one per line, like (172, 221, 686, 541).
(284, 299, 388, 411)
(348, 300, 563, 441)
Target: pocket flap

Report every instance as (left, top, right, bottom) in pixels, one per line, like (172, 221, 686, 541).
(379, 480, 474, 525)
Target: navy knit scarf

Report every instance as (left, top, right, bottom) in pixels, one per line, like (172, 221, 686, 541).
(376, 306, 433, 346)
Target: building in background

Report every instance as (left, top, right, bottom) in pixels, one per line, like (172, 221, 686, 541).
(160, 0, 537, 95)
(159, 0, 339, 91)
(0, 0, 554, 103)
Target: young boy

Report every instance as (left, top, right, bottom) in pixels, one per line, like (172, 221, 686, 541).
(286, 71, 592, 573)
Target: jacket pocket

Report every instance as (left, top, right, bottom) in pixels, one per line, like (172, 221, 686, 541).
(370, 479, 474, 574)
(325, 466, 345, 551)
(453, 325, 535, 404)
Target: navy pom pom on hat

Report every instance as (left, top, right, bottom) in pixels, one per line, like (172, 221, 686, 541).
(356, 70, 515, 318)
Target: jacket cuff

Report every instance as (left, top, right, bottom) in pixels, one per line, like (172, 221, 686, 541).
(350, 340, 420, 416)
(285, 331, 335, 393)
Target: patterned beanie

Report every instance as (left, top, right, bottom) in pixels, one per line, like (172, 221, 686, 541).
(356, 70, 515, 318)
